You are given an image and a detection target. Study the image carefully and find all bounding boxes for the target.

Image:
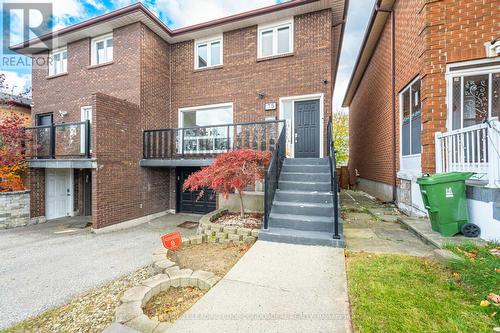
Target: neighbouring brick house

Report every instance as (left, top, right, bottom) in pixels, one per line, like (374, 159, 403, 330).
(11, 0, 347, 231)
(0, 93, 31, 125)
(343, 0, 500, 240)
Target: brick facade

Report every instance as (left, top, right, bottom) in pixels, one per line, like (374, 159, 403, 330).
(28, 7, 342, 229)
(348, 0, 500, 197)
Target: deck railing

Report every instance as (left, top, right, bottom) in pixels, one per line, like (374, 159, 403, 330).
(435, 119, 500, 187)
(24, 121, 91, 159)
(143, 120, 285, 159)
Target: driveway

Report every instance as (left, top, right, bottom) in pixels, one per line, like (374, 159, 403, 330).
(0, 213, 200, 329)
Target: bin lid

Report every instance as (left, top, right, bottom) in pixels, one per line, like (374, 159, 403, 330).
(416, 172, 474, 185)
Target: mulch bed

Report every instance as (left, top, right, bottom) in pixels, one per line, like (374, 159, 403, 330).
(212, 212, 263, 229)
(167, 242, 252, 277)
(143, 287, 206, 323)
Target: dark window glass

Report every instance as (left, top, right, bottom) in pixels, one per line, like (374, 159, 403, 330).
(463, 74, 489, 127)
(402, 90, 411, 156)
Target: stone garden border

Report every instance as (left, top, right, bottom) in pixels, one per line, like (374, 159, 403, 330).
(115, 247, 220, 333)
(197, 209, 260, 244)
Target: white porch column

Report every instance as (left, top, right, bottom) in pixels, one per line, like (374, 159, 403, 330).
(435, 132, 443, 173)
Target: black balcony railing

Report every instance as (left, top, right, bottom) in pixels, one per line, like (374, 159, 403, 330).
(143, 120, 285, 159)
(327, 116, 341, 239)
(24, 120, 91, 159)
(263, 123, 286, 230)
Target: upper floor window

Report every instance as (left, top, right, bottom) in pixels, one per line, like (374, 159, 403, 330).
(91, 33, 113, 66)
(49, 47, 67, 76)
(400, 78, 422, 157)
(195, 36, 223, 69)
(257, 19, 293, 58)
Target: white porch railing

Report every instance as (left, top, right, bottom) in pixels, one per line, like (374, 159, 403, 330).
(435, 119, 500, 188)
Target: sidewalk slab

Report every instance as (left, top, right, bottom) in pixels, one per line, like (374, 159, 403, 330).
(167, 241, 351, 333)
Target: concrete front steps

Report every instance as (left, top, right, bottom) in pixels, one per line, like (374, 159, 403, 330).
(260, 158, 344, 248)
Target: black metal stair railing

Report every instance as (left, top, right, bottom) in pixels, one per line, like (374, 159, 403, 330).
(263, 123, 286, 230)
(327, 116, 341, 239)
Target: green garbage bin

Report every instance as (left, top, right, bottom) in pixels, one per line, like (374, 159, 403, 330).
(416, 172, 475, 237)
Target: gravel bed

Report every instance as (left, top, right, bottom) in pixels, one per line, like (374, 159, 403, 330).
(3, 266, 157, 333)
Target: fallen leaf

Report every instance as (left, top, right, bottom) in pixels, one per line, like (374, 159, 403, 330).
(488, 293, 500, 304)
(495, 268, 500, 273)
(491, 312, 497, 318)
(480, 300, 491, 307)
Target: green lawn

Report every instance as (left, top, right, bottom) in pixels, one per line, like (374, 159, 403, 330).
(346, 250, 498, 333)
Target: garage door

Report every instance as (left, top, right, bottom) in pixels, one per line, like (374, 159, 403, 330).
(176, 167, 216, 214)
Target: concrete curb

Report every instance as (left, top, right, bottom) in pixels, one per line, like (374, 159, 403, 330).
(92, 210, 175, 234)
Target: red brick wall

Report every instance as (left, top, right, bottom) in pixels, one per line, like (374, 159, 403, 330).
(170, 10, 336, 153)
(27, 168, 45, 218)
(92, 93, 170, 229)
(348, 0, 500, 189)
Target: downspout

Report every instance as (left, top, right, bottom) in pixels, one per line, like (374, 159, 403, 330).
(376, 3, 397, 203)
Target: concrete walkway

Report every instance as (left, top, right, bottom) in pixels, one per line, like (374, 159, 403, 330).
(342, 190, 434, 257)
(167, 241, 351, 333)
(0, 213, 200, 330)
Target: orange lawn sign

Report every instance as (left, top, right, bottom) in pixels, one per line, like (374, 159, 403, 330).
(161, 231, 182, 265)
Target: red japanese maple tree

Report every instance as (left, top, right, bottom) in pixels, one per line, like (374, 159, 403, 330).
(183, 149, 271, 217)
(0, 113, 30, 192)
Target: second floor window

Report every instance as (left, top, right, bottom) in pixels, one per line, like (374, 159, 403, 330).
(258, 19, 293, 58)
(91, 33, 113, 66)
(195, 36, 222, 69)
(49, 48, 67, 76)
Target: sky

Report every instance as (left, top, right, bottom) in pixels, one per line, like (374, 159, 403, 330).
(0, 0, 373, 110)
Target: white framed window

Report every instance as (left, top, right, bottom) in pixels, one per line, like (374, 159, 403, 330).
(178, 103, 233, 154)
(80, 106, 92, 154)
(257, 19, 293, 58)
(400, 78, 422, 158)
(48, 47, 67, 76)
(91, 33, 113, 66)
(194, 36, 223, 69)
(447, 64, 500, 130)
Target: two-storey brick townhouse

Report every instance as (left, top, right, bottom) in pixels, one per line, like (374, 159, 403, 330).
(343, 0, 500, 241)
(11, 0, 347, 238)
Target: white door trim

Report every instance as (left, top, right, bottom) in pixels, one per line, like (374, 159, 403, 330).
(278, 93, 324, 158)
(45, 169, 74, 220)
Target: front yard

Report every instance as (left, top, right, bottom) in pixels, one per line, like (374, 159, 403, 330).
(346, 244, 499, 333)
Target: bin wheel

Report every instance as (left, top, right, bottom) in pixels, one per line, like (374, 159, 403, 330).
(461, 223, 480, 238)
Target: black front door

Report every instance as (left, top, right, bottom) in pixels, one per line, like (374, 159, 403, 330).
(176, 167, 216, 214)
(294, 100, 320, 158)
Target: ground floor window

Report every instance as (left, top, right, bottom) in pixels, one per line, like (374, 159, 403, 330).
(400, 78, 422, 157)
(449, 68, 500, 130)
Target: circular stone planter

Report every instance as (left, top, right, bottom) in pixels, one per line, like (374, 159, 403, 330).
(115, 248, 220, 333)
(197, 209, 261, 244)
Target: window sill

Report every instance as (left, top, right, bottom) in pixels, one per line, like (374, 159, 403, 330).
(194, 65, 223, 72)
(87, 61, 114, 70)
(256, 52, 294, 63)
(46, 72, 68, 80)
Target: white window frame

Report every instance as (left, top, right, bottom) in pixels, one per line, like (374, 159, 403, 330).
(80, 106, 92, 154)
(91, 33, 113, 66)
(178, 103, 234, 154)
(194, 35, 223, 69)
(445, 58, 500, 131)
(257, 18, 294, 59)
(278, 93, 324, 158)
(48, 47, 67, 76)
(399, 77, 422, 172)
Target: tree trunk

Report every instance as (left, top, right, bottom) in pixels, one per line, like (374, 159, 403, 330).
(238, 191, 245, 218)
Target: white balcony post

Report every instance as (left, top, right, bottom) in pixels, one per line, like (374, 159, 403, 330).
(435, 132, 443, 173)
(487, 121, 500, 188)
